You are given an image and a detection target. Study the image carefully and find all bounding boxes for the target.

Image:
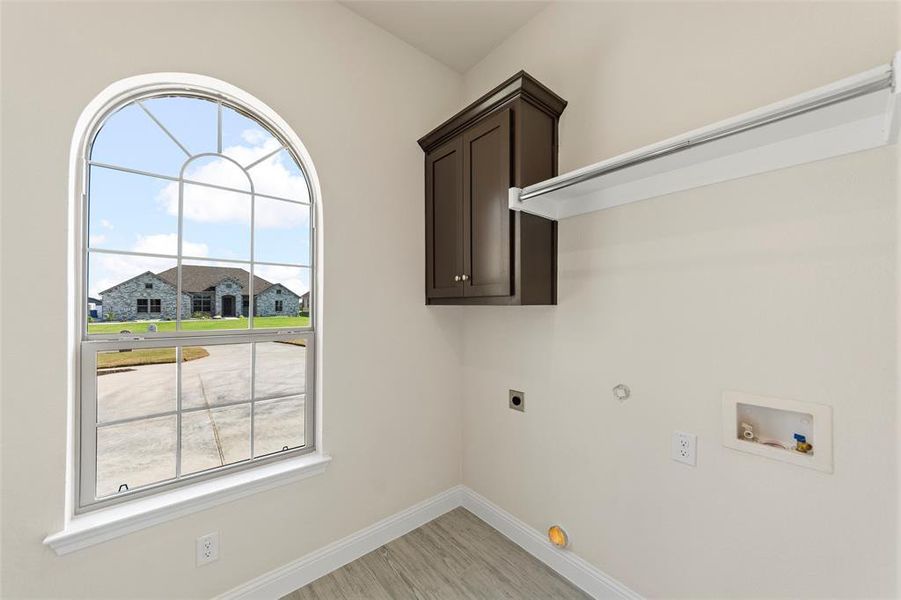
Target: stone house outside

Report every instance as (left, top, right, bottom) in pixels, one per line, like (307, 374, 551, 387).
(99, 265, 303, 321)
(299, 291, 311, 314)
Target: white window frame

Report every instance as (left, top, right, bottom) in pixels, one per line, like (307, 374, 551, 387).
(54, 74, 326, 544)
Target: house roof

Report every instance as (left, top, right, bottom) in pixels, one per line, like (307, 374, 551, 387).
(101, 265, 303, 297)
(156, 265, 276, 294)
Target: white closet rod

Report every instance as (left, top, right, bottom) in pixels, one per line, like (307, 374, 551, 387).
(518, 59, 896, 204)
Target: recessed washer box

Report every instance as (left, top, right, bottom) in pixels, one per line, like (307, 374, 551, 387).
(722, 391, 833, 473)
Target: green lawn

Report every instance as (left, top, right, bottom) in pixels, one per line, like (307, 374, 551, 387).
(97, 347, 209, 369)
(88, 315, 310, 334)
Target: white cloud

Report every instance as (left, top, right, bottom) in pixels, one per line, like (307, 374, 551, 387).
(90, 253, 173, 298)
(132, 233, 208, 258)
(241, 129, 270, 146)
(89, 234, 106, 245)
(156, 133, 309, 230)
(100, 219, 114, 230)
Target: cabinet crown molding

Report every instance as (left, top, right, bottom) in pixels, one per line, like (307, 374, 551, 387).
(418, 71, 567, 152)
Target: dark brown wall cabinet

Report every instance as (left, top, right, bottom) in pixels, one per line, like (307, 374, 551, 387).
(419, 72, 566, 305)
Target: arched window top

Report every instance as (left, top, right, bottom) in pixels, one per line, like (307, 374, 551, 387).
(89, 95, 311, 204)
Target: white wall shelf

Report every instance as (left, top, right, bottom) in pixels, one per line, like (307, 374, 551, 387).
(509, 51, 901, 221)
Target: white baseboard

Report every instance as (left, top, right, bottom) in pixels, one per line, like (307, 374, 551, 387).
(218, 485, 640, 600)
(460, 488, 642, 600)
(217, 485, 465, 599)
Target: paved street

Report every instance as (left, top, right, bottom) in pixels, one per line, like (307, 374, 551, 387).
(94, 342, 306, 497)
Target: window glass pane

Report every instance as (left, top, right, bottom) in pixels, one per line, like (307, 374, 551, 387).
(96, 348, 177, 423)
(221, 105, 280, 167)
(96, 415, 176, 498)
(182, 183, 250, 260)
(141, 96, 218, 156)
(254, 340, 306, 400)
(180, 259, 250, 331)
(87, 253, 179, 333)
(181, 404, 251, 475)
(252, 266, 311, 327)
(182, 155, 251, 191)
(181, 343, 251, 410)
(254, 198, 311, 265)
(247, 148, 309, 202)
(88, 166, 177, 254)
(253, 396, 304, 457)
(90, 102, 187, 176)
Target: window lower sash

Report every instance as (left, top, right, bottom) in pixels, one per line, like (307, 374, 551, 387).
(78, 331, 315, 513)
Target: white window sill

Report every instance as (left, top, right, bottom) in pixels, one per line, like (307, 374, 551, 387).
(44, 453, 332, 555)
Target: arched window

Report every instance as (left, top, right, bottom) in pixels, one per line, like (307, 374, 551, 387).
(76, 77, 317, 511)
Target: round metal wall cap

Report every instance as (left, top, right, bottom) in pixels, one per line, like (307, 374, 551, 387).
(613, 384, 631, 402)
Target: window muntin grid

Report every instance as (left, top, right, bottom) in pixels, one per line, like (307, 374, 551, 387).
(78, 90, 317, 512)
(85, 94, 314, 339)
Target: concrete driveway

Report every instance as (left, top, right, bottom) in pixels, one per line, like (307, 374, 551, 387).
(95, 342, 306, 498)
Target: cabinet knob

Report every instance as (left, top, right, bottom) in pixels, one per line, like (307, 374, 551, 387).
(461, 274, 470, 281)
(454, 275, 462, 282)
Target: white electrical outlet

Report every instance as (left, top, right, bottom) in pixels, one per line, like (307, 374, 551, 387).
(672, 431, 697, 466)
(196, 532, 219, 567)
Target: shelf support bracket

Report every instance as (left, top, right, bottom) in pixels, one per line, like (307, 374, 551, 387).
(892, 50, 901, 95)
(508, 187, 559, 221)
(886, 50, 901, 144)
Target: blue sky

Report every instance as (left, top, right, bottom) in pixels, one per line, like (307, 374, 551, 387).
(87, 97, 311, 298)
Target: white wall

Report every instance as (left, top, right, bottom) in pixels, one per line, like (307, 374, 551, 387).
(0, 2, 463, 597)
(460, 2, 899, 598)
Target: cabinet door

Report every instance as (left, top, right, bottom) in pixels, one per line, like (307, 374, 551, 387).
(463, 110, 511, 298)
(425, 137, 464, 298)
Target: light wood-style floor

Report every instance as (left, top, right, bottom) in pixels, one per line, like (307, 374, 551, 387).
(283, 507, 590, 599)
